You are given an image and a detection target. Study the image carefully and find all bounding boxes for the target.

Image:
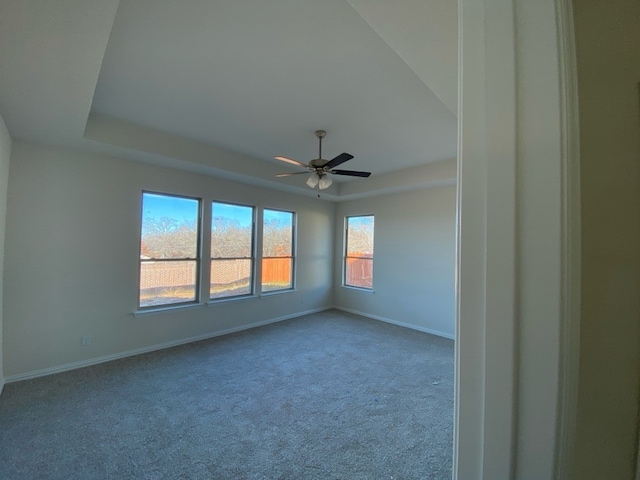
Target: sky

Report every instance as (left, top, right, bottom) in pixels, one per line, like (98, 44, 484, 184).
(263, 209, 292, 227)
(348, 215, 374, 230)
(142, 192, 199, 225)
(142, 193, 293, 229)
(212, 202, 253, 227)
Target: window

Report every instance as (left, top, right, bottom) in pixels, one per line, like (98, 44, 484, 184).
(344, 215, 374, 289)
(139, 192, 201, 308)
(210, 202, 255, 299)
(262, 209, 294, 292)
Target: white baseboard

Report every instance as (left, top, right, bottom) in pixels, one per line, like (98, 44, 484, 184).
(333, 306, 455, 340)
(4, 306, 332, 384)
(3, 306, 453, 385)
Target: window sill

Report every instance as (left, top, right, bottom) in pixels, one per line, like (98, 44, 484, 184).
(207, 294, 258, 305)
(341, 285, 375, 294)
(133, 303, 205, 317)
(259, 288, 297, 297)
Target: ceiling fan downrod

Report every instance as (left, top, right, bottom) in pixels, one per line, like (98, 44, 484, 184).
(315, 130, 326, 162)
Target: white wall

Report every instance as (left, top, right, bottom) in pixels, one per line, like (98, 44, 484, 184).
(3, 142, 335, 379)
(334, 185, 456, 338)
(573, 0, 640, 477)
(0, 112, 11, 392)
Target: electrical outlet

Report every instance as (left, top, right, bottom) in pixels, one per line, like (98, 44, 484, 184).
(81, 335, 91, 346)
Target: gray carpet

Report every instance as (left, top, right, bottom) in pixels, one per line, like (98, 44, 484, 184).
(0, 310, 454, 479)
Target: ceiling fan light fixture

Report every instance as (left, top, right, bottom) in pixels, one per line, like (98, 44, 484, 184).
(306, 173, 319, 188)
(274, 130, 370, 190)
(318, 175, 332, 190)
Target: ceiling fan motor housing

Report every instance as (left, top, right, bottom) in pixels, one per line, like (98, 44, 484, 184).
(309, 158, 328, 168)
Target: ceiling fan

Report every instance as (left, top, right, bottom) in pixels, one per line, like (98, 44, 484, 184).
(274, 130, 371, 189)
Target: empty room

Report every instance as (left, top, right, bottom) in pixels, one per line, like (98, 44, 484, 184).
(0, 1, 458, 478)
(5, 1, 635, 479)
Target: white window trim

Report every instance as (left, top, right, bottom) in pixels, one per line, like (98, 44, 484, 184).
(138, 191, 202, 310)
(209, 201, 256, 301)
(343, 214, 374, 290)
(260, 208, 296, 294)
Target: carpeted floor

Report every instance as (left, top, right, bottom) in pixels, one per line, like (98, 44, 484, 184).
(0, 310, 454, 479)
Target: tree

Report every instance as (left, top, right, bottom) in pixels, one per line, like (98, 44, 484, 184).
(211, 217, 252, 258)
(141, 217, 197, 258)
(347, 218, 374, 257)
(263, 218, 292, 257)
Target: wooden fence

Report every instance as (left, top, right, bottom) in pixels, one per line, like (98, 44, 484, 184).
(140, 258, 292, 290)
(261, 258, 292, 286)
(346, 257, 373, 288)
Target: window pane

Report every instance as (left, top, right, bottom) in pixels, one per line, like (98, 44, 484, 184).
(139, 192, 200, 309)
(211, 202, 254, 299)
(346, 258, 373, 289)
(346, 216, 374, 258)
(263, 209, 293, 257)
(211, 203, 253, 258)
(345, 215, 374, 289)
(261, 258, 292, 292)
(139, 260, 197, 307)
(262, 209, 294, 292)
(210, 259, 252, 299)
(141, 193, 199, 259)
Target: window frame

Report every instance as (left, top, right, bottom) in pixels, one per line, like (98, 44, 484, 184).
(138, 190, 202, 310)
(261, 208, 296, 294)
(343, 214, 374, 290)
(209, 200, 256, 301)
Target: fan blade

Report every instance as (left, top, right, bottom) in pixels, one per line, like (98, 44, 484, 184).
(274, 156, 308, 168)
(324, 152, 354, 169)
(275, 172, 309, 177)
(330, 169, 371, 178)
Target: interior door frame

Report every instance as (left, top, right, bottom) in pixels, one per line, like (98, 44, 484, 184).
(454, 0, 580, 477)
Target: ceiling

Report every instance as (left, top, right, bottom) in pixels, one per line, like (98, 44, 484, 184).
(0, 0, 457, 201)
